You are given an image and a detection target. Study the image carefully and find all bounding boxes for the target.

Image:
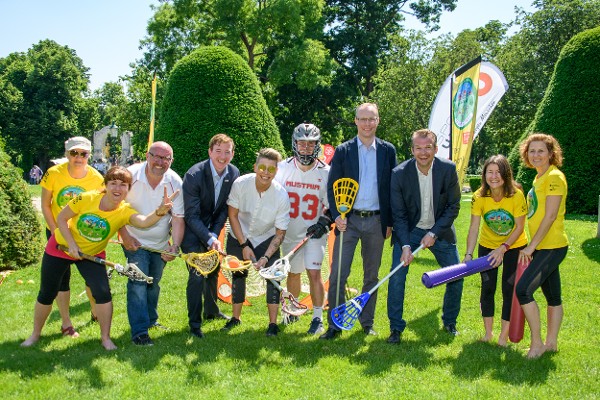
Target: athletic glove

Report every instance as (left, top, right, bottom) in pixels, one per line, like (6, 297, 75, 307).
(306, 215, 332, 239)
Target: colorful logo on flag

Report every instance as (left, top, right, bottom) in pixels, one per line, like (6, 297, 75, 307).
(452, 78, 477, 129)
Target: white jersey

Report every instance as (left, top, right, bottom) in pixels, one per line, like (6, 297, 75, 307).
(275, 158, 330, 244)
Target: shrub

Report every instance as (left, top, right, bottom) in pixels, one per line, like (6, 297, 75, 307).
(510, 27, 600, 214)
(0, 148, 43, 270)
(468, 176, 482, 193)
(157, 46, 285, 175)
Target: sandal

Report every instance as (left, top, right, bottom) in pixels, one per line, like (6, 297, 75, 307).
(61, 326, 80, 338)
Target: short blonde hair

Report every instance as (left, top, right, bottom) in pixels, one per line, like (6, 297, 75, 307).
(256, 148, 282, 164)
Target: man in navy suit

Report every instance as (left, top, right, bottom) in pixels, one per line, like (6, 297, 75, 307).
(386, 129, 462, 344)
(320, 102, 398, 340)
(181, 134, 240, 338)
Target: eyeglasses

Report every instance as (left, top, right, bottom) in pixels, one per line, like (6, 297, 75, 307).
(148, 152, 173, 162)
(69, 150, 89, 158)
(257, 164, 276, 174)
(356, 117, 378, 123)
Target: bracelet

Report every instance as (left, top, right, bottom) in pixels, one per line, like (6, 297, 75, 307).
(501, 243, 510, 251)
(260, 255, 270, 262)
(465, 253, 473, 257)
(240, 240, 250, 249)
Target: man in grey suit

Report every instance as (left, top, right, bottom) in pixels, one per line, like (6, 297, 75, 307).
(386, 128, 462, 344)
(320, 102, 398, 340)
(181, 134, 240, 338)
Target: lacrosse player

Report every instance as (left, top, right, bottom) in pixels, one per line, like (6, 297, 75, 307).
(118, 141, 185, 346)
(224, 148, 290, 337)
(275, 123, 331, 335)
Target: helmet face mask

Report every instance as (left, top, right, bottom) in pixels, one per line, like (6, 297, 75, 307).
(292, 123, 321, 166)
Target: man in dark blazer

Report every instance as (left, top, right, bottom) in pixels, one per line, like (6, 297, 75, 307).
(320, 102, 398, 340)
(181, 134, 240, 338)
(386, 128, 462, 344)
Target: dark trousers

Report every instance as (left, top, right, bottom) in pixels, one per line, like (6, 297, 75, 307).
(327, 214, 385, 330)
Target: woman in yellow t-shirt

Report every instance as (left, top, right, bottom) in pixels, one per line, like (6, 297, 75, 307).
(517, 133, 568, 359)
(465, 155, 528, 346)
(40, 136, 104, 337)
(22, 166, 178, 351)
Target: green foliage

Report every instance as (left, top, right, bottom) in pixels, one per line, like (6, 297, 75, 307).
(513, 26, 600, 214)
(0, 149, 43, 270)
(157, 46, 285, 175)
(468, 176, 482, 192)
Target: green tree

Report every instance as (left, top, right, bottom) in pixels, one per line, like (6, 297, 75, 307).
(0, 149, 43, 269)
(0, 40, 93, 170)
(157, 46, 285, 175)
(512, 26, 600, 215)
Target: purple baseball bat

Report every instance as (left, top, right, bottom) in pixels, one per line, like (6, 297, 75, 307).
(421, 256, 493, 288)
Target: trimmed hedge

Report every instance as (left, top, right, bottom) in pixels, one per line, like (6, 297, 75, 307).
(157, 46, 285, 175)
(510, 27, 600, 215)
(0, 148, 43, 270)
(468, 176, 482, 193)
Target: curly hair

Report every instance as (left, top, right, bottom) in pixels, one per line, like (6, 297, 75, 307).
(519, 133, 563, 168)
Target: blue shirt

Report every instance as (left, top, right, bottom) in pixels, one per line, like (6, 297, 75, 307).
(353, 138, 379, 211)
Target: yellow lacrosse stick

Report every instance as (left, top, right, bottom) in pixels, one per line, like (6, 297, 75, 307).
(332, 178, 359, 308)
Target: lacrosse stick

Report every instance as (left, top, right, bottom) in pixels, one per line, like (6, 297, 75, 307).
(332, 245, 424, 331)
(221, 254, 254, 272)
(258, 235, 313, 281)
(260, 265, 308, 323)
(57, 245, 153, 284)
(332, 177, 359, 308)
(115, 243, 222, 277)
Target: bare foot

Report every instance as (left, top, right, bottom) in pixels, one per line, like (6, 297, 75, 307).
(545, 342, 558, 353)
(21, 335, 40, 347)
(527, 344, 546, 359)
(480, 334, 493, 343)
(102, 339, 117, 351)
(497, 335, 508, 347)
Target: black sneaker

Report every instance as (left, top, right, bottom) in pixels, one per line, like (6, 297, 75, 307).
(307, 317, 324, 335)
(204, 312, 231, 321)
(221, 317, 241, 331)
(190, 328, 205, 338)
(319, 327, 341, 340)
(266, 323, 280, 337)
(444, 324, 459, 336)
(132, 333, 154, 346)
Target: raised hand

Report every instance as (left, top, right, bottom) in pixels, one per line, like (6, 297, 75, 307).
(155, 187, 180, 216)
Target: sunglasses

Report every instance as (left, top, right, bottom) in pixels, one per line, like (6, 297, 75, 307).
(257, 164, 276, 174)
(69, 150, 89, 158)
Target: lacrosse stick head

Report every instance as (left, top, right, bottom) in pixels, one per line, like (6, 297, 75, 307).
(333, 178, 359, 218)
(258, 258, 290, 281)
(183, 250, 220, 277)
(221, 255, 253, 272)
(331, 293, 371, 330)
(115, 262, 154, 284)
(280, 290, 308, 317)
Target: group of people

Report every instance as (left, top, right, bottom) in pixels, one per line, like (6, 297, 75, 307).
(21, 103, 568, 359)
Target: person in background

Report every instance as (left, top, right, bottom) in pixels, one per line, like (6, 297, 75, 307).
(181, 134, 239, 339)
(516, 133, 568, 359)
(464, 154, 528, 346)
(39, 136, 104, 338)
(29, 165, 43, 184)
(119, 141, 185, 346)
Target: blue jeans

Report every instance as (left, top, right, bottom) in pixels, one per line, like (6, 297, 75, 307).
(123, 248, 165, 339)
(387, 227, 463, 332)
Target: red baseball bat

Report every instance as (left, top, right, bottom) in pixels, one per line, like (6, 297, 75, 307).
(509, 258, 529, 343)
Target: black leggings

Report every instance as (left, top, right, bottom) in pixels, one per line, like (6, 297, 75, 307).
(516, 246, 567, 306)
(227, 234, 281, 305)
(37, 252, 112, 305)
(478, 245, 524, 320)
(46, 228, 71, 292)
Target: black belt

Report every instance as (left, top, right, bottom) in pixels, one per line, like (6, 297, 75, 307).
(351, 209, 380, 218)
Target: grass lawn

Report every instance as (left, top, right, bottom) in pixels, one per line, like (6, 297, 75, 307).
(1, 192, 599, 399)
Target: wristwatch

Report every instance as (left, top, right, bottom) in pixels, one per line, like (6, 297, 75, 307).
(427, 231, 437, 239)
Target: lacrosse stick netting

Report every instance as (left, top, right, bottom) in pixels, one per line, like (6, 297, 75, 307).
(258, 235, 312, 282)
(332, 245, 424, 330)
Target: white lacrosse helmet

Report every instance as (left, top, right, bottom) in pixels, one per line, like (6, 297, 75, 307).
(292, 123, 321, 166)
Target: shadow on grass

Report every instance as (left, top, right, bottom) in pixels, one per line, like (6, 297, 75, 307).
(581, 237, 600, 263)
(449, 341, 557, 385)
